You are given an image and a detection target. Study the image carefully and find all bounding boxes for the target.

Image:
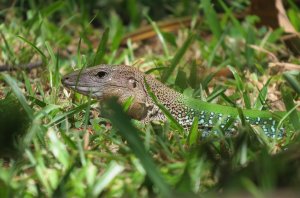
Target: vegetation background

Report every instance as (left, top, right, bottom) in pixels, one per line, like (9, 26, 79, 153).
(1, 0, 300, 197)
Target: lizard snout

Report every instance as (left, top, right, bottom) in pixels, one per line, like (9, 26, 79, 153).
(62, 73, 77, 87)
(61, 75, 71, 86)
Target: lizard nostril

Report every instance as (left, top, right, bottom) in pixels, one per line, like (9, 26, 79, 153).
(96, 71, 107, 78)
(62, 76, 69, 84)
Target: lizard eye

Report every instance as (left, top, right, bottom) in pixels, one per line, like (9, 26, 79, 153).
(129, 78, 137, 88)
(96, 71, 107, 78)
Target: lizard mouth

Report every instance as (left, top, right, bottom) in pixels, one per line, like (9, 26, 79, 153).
(64, 83, 131, 99)
(67, 85, 103, 98)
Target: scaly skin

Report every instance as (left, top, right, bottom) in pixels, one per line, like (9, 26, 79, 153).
(62, 64, 287, 137)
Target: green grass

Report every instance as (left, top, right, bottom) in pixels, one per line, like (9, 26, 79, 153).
(1, 0, 300, 197)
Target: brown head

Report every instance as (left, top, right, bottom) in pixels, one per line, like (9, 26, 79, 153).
(62, 64, 156, 121)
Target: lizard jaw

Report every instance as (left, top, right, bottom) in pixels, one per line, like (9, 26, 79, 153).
(63, 83, 103, 98)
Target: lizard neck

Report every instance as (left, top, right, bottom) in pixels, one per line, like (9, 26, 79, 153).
(144, 75, 191, 126)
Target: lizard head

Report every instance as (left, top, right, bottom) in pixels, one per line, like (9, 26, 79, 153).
(62, 64, 151, 120)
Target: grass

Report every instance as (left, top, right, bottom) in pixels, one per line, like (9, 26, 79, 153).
(1, 0, 300, 197)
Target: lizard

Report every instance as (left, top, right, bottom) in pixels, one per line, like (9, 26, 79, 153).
(62, 64, 289, 138)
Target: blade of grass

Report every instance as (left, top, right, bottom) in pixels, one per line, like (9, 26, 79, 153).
(60, 130, 77, 150)
(245, 25, 255, 67)
(123, 96, 135, 112)
(27, 96, 47, 108)
(202, 0, 222, 39)
(0, 32, 15, 63)
(110, 14, 124, 51)
(217, 0, 244, 33)
(46, 100, 97, 127)
(276, 103, 300, 139)
(78, 93, 93, 166)
(93, 28, 109, 65)
(48, 129, 70, 168)
(207, 32, 225, 67)
(77, 37, 82, 67)
(281, 86, 300, 130)
(287, 9, 300, 31)
(188, 117, 199, 146)
(254, 78, 271, 110)
(34, 104, 60, 120)
(54, 51, 60, 89)
(2, 73, 34, 120)
(41, 0, 65, 17)
(161, 33, 195, 83)
(126, 0, 140, 27)
(228, 66, 251, 109)
(83, 93, 92, 128)
(52, 163, 76, 198)
(45, 41, 56, 88)
(283, 72, 300, 94)
(145, 14, 169, 57)
(241, 178, 264, 198)
(287, 0, 300, 12)
(206, 86, 227, 102)
(22, 72, 34, 96)
(104, 99, 172, 197)
(108, 13, 124, 64)
(92, 161, 124, 196)
(17, 35, 46, 62)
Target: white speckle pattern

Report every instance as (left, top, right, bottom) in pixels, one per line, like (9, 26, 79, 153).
(130, 65, 286, 138)
(72, 65, 286, 139)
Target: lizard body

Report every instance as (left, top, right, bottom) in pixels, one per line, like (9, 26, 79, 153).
(62, 64, 287, 137)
